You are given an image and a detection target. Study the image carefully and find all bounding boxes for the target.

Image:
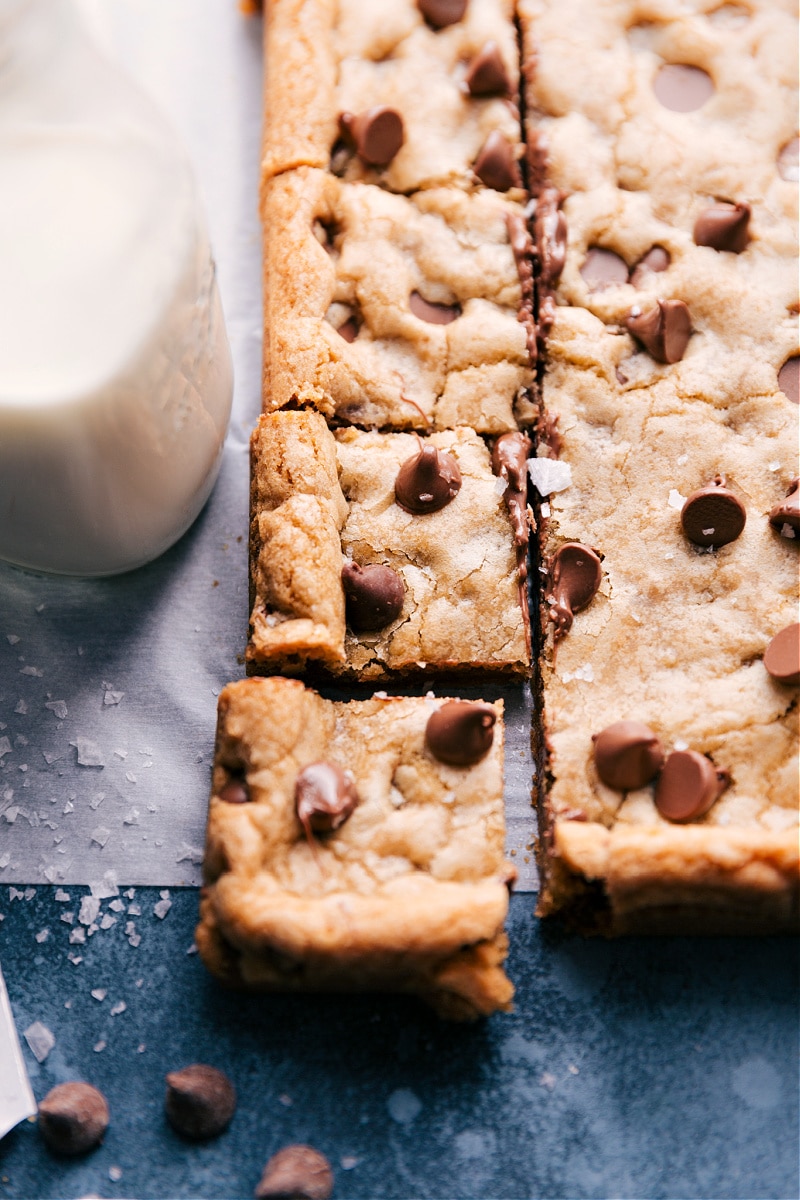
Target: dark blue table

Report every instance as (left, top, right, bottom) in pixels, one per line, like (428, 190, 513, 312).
(1, 888, 797, 1199)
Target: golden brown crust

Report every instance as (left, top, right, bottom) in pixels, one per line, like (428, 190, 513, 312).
(197, 678, 515, 1019)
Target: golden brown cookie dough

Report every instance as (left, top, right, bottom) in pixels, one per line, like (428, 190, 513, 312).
(521, 0, 800, 932)
(247, 411, 531, 678)
(196, 678, 515, 1019)
(261, 169, 536, 432)
(261, 0, 524, 196)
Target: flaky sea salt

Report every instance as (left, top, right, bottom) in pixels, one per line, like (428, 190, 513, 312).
(0, 736, 11, 759)
(71, 737, 104, 767)
(24, 1021, 55, 1063)
(91, 826, 110, 848)
(110, 1001, 126, 1016)
(45, 700, 68, 720)
(667, 488, 686, 510)
(91, 988, 107, 1002)
(175, 843, 203, 865)
(79, 896, 101, 925)
(528, 458, 572, 497)
(100, 914, 117, 930)
(35, 928, 49, 943)
(93, 1040, 106, 1053)
(69, 928, 86, 945)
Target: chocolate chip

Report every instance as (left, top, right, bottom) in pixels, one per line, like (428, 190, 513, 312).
(473, 131, 522, 192)
(693, 201, 750, 253)
(593, 721, 664, 791)
(418, 0, 467, 29)
(653, 63, 714, 112)
(629, 245, 670, 287)
(219, 778, 249, 804)
(548, 542, 602, 641)
(779, 356, 799, 404)
(580, 247, 628, 292)
(395, 442, 462, 514)
(165, 1065, 236, 1140)
(425, 701, 496, 766)
(534, 188, 568, 286)
(38, 1082, 109, 1156)
(340, 107, 404, 167)
(681, 480, 746, 547)
(255, 1144, 334, 1200)
(295, 762, 358, 838)
(777, 136, 799, 183)
(492, 431, 531, 547)
(342, 561, 404, 630)
(336, 316, 359, 342)
(465, 41, 510, 96)
(626, 299, 691, 363)
(769, 477, 800, 536)
(764, 623, 800, 686)
(409, 290, 461, 324)
(655, 750, 728, 822)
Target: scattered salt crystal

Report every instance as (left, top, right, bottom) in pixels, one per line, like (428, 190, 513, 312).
(109, 898, 125, 913)
(91, 826, 110, 848)
(9, 887, 23, 901)
(60, 911, 74, 924)
(128, 932, 141, 948)
(124, 888, 135, 899)
(55, 889, 70, 902)
(278, 1094, 293, 1107)
(528, 458, 572, 497)
(6, 634, 19, 644)
(175, 843, 203, 865)
(108, 1166, 123, 1183)
(780, 523, 795, 539)
(42, 751, 59, 764)
(20, 666, 43, 677)
(539, 1072, 556, 1091)
(45, 700, 68, 720)
(127, 903, 141, 916)
(186, 943, 198, 956)
(0, 852, 10, 869)
(63, 800, 74, 815)
(768, 460, 781, 472)
(153, 897, 172, 920)
(676, 454, 688, 466)
(35, 929, 49, 943)
(114, 749, 128, 760)
(110, 1001, 126, 1016)
(123, 809, 139, 825)
(3, 808, 19, 824)
(24, 887, 35, 900)
(373, 691, 388, 700)
(341, 1156, 360, 1170)
(100, 914, 117, 930)
(493, 475, 508, 496)
(667, 489, 686, 510)
(89, 793, 105, 810)
(72, 737, 104, 767)
(14, 700, 27, 714)
(674, 739, 689, 751)
(91, 988, 107, 1002)
(702, 527, 715, 537)
(103, 690, 124, 706)
(91, 872, 119, 899)
(0, 736, 11, 759)
(69, 928, 86, 944)
(18, 764, 28, 773)
(93, 1040, 106, 1053)
(540, 501, 551, 518)
(664, 552, 675, 561)
(64, 1000, 72, 1009)
(125, 772, 137, 784)
(24, 1021, 55, 1063)
(135, 978, 143, 987)
(137, 1043, 146, 1053)
(561, 663, 595, 684)
(68, 952, 82, 965)
(568, 1064, 579, 1076)
(79, 896, 101, 926)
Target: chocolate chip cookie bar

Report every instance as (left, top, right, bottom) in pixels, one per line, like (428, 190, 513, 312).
(261, 168, 536, 431)
(196, 677, 515, 1019)
(521, 0, 800, 931)
(261, 0, 525, 197)
(247, 410, 531, 678)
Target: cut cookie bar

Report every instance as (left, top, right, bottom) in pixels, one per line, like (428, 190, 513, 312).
(521, 0, 800, 932)
(261, 168, 536, 431)
(196, 677, 515, 1019)
(247, 410, 532, 678)
(261, 0, 524, 197)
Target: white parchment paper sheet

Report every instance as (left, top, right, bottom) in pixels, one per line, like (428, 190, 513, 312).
(0, 0, 538, 890)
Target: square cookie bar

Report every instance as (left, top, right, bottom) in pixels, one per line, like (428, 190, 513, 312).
(261, 168, 536, 431)
(261, 0, 525, 197)
(247, 411, 532, 679)
(196, 677, 515, 1020)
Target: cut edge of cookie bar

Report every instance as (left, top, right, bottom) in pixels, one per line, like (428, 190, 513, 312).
(521, 0, 800, 934)
(247, 410, 532, 680)
(196, 677, 515, 1020)
(261, 167, 538, 433)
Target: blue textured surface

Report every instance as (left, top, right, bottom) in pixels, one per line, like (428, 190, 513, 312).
(0, 888, 797, 1200)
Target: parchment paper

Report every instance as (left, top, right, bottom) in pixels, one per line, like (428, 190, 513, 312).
(0, 0, 538, 890)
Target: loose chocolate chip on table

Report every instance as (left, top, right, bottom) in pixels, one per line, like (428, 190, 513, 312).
(769, 477, 800, 535)
(655, 750, 728, 822)
(626, 299, 691, 363)
(465, 41, 510, 96)
(255, 1144, 334, 1200)
(534, 188, 567, 287)
(778, 356, 799, 404)
(473, 130, 522, 192)
(693, 201, 751, 252)
(593, 721, 664, 791)
(395, 442, 462, 514)
(418, 0, 467, 29)
(409, 290, 461, 324)
(339, 106, 404, 167)
(764, 623, 800, 686)
(777, 136, 799, 183)
(38, 1082, 109, 1156)
(165, 1064, 236, 1140)
(425, 701, 496, 766)
(295, 761, 359, 837)
(218, 778, 250, 804)
(653, 63, 714, 112)
(548, 542, 603, 640)
(580, 247, 629, 291)
(336, 316, 359, 343)
(629, 245, 670, 287)
(681, 480, 746, 547)
(341, 560, 405, 630)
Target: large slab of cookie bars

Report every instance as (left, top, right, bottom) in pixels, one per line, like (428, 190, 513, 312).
(519, 0, 800, 932)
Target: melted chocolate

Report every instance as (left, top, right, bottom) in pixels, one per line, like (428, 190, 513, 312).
(626, 299, 691, 363)
(395, 442, 462, 514)
(341, 561, 405, 630)
(547, 542, 602, 640)
(693, 201, 750, 253)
